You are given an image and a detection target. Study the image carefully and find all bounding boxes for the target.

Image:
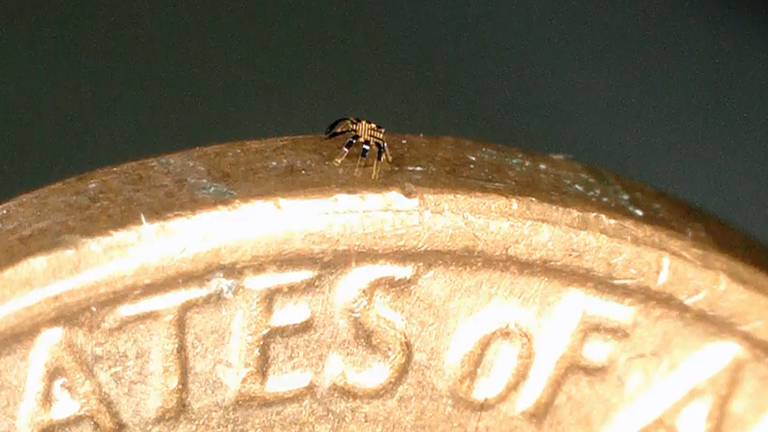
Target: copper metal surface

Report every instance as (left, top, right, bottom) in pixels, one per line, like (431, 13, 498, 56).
(1, 135, 767, 431)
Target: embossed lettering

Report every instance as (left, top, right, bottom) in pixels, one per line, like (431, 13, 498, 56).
(603, 341, 744, 432)
(445, 301, 534, 406)
(17, 327, 122, 432)
(446, 291, 634, 418)
(103, 286, 215, 421)
(224, 270, 315, 403)
(514, 291, 635, 418)
(325, 264, 413, 397)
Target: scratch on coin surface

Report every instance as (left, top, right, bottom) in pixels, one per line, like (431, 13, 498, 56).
(737, 320, 764, 332)
(609, 253, 628, 264)
(657, 255, 670, 286)
(106, 361, 134, 377)
(684, 291, 706, 305)
(718, 273, 728, 291)
(612, 278, 643, 285)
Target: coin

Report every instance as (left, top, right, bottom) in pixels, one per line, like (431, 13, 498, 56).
(1, 134, 767, 431)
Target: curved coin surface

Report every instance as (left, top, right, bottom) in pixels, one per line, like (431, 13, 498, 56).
(1, 135, 767, 431)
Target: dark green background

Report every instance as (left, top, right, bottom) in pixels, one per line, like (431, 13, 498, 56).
(2, 1, 767, 244)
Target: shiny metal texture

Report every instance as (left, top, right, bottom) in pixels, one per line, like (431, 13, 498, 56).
(1, 134, 767, 431)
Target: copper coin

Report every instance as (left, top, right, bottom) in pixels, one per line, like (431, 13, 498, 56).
(1, 135, 767, 431)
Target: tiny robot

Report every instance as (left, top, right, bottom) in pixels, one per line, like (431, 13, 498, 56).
(325, 117, 392, 179)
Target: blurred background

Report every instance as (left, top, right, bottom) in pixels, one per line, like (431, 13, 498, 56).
(1, 1, 766, 244)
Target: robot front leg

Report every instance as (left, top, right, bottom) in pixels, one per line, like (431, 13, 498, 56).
(334, 137, 357, 165)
